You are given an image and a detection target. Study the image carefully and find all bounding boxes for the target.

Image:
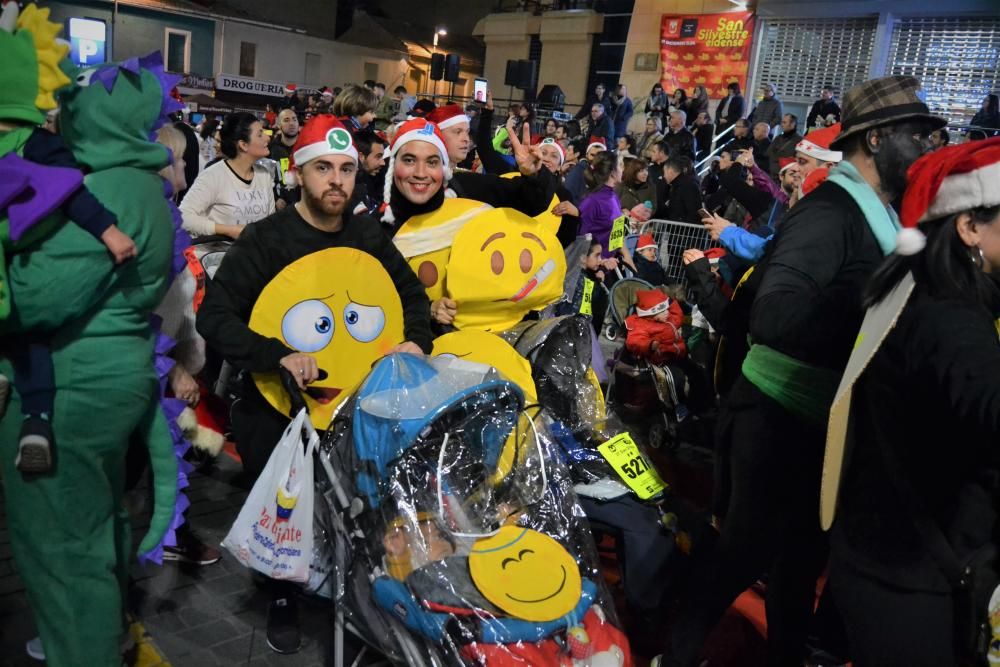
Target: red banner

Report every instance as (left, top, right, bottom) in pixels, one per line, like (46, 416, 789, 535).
(660, 12, 755, 100)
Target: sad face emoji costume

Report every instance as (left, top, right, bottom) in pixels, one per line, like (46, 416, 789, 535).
(250, 247, 405, 429)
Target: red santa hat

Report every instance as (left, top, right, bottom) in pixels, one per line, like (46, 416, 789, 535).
(896, 136, 1000, 255)
(284, 83, 298, 95)
(320, 87, 334, 99)
(704, 247, 727, 265)
(587, 137, 608, 154)
(635, 289, 670, 317)
(285, 115, 358, 186)
(382, 118, 454, 224)
(427, 103, 469, 131)
(539, 138, 565, 165)
(778, 157, 798, 175)
(636, 233, 657, 252)
(796, 123, 843, 164)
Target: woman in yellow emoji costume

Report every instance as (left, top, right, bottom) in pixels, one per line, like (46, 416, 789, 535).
(197, 115, 431, 652)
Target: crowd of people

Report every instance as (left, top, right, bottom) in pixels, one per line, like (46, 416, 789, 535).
(4, 4, 1000, 665)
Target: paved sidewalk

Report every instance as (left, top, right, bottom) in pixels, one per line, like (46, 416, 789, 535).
(0, 453, 330, 667)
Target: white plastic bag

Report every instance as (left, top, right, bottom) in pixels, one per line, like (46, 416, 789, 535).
(222, 408, 318, 582)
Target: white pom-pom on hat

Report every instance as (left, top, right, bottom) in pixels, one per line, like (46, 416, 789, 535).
(895, 227, 926, 256)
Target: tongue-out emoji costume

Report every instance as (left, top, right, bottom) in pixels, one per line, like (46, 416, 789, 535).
(0, 7, 182, 664)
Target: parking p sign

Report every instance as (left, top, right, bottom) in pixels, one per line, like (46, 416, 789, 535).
(68, 18, 107, 66)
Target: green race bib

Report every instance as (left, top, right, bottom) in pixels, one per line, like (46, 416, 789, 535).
(580, 278, 594, 316)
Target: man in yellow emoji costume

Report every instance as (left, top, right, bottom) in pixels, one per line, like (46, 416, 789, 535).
(197, 115, 430, 653)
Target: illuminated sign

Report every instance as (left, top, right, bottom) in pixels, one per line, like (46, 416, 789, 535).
(68, 17, 107, 66)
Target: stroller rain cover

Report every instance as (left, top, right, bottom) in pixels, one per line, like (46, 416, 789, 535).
(321, 353, 633, 666)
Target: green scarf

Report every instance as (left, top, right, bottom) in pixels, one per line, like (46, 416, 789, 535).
(742, 344, 840, 426)
(826, 159, 900, 256)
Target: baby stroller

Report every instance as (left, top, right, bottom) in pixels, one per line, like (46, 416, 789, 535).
(603, 278, 685, 451)
(312, 353, 633, 666)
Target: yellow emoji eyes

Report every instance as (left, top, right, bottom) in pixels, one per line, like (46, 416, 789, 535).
(500, 548, 534, 569)
(491, 251, 504, 275)
(282, 300, 335, 352)
(343, 302, 385, 343)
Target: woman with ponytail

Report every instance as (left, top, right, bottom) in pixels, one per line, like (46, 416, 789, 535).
(825, 137, 1000, 666)
(578, 151, 625, 258)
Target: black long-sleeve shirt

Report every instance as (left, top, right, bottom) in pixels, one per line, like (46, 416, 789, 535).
(22, 128, 117, 239)
(449, 164, 555, 218)
(196, 206, 432, 373)
(749, 179, 882, 371)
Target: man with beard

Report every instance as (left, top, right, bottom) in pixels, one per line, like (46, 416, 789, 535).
(658, 76, 944, 667)
(268, 108, 301, 207)
(197, 116, 430, 654)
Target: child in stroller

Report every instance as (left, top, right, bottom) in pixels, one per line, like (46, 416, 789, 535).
(313, 353, 633, 667)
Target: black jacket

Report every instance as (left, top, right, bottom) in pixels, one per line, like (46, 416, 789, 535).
(766, 130, 803, 181)
(718, 167, 774, 220)
(750, 179, 883, 370)
(662, 127, 697, 161)
(693, 122, 715, 159)
(715, 95, 744, 128)
(196, 206, 433, 373)
(448, 167, 555, 219)
(587, 113, 614, 142)
(806, 98, 841, 129)
(832, 288, 1000, 592)
(664, 173, 702, 225)
(475, 108, 514, 176)
(723, 135, 753, 156)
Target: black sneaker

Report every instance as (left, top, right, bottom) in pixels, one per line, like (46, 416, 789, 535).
(163, 530, 222, 566)
(266, 597, 301, 654)
(16, 416, 54, 474)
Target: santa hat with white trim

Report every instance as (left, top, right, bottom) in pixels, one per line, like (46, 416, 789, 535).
(427, 103, 469, 131)
(796, 123, 843, 164)
(284, 115, 358, 187)
(896, 136, 1000, 255)
(382, 118, 454, 224)
(587, 137, 608, 154)
(636, 233, 657, 252)
(539, 137, 565, 165)
(284, 83, 298, 95)
(635, 289, 670, 317)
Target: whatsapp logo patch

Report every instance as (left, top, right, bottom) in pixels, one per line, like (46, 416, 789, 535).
(327, 127, 353, 152)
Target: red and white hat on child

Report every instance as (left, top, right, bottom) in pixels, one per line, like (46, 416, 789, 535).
(704, 247, 727, 265)
(796, 123, 843, 164)
(427, 103, 470, 131)
(320, 87, 334, 99)
(382, 118, 454, 223)
(285, 115, 358, 186)
(897, 136, 1000, 255)
(636, 233, 657, 252)
(778, 156, 798, 175)
(284, 83, 298, 95)
(635, 289, 670, 317)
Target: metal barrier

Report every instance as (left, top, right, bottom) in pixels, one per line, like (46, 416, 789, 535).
(639, 219, 719, 288)
(695, 123, 736, 176)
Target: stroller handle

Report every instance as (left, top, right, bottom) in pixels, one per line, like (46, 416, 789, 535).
(278, 366, 330, 417)
(279, 366, 309, 416)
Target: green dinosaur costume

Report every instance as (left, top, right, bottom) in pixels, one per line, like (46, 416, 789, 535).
(0, 7, 178, 665)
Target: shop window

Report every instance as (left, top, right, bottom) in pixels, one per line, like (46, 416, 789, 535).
(164, 28, 191, 73)
(240, 41, 256, 77)
(305, 53, 321, 83)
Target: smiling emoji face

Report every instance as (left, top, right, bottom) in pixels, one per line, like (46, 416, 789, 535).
(446, 208, 566, 332)
(468, 526, 582, 622)
(249, 247, 404, 429)
(393, 198, 492, 302)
